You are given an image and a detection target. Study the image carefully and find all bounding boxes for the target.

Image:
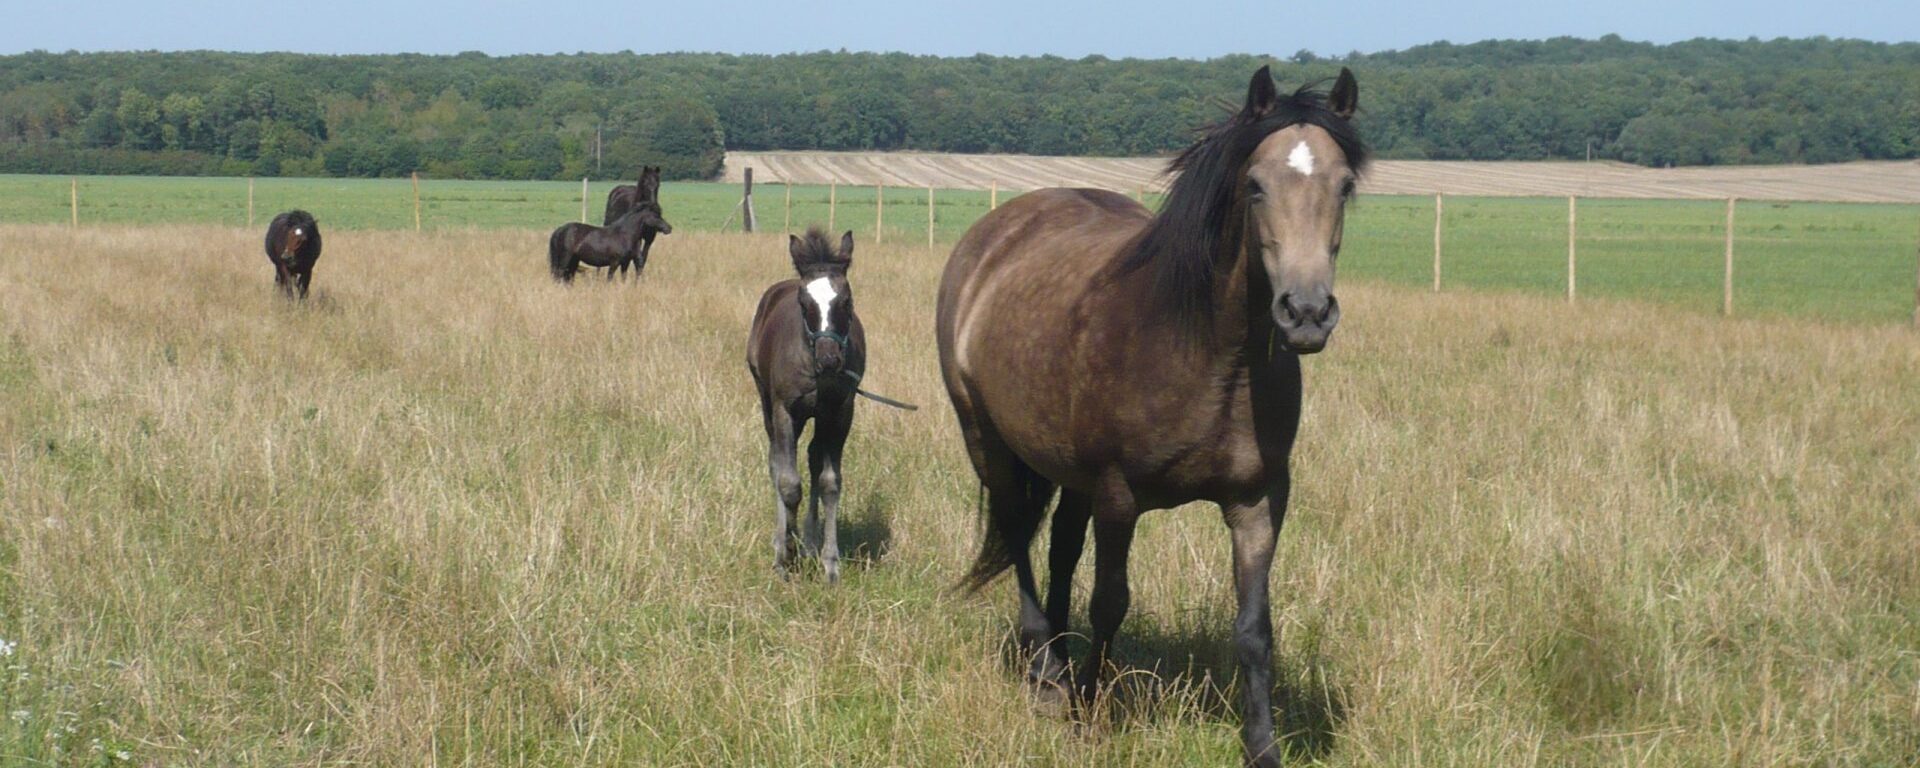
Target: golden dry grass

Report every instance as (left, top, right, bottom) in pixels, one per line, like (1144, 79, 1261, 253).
(1, 223, 1917, 765)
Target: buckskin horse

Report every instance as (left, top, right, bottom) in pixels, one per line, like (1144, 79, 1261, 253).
(547, 203, 672, 283)
(602, 166, 667, 279)
(935, 66, 1364, 767)
(263, 210, 323, 299)
(746, 228, 867, 584)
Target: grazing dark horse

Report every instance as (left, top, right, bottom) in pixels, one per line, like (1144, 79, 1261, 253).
(935, 66, 1364, 767)
(603, 166, 667, 279)
(747, 228, 865, 583)
(547, 205, 672, 283)
(263, 210, 322, 299)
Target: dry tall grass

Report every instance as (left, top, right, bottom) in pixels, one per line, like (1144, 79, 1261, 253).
(1, 223, 1916, 765)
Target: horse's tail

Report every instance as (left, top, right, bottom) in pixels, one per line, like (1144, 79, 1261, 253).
(547, 226, 571, 281)
(957, 468, 1052, 594)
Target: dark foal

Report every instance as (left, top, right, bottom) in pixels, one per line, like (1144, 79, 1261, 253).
(263, 210, 322, 299)
(936, 67, 1365, 767)
(547, 205, 672, 283)
(602, 166, 667, 280)
(746, 228, 865, 583)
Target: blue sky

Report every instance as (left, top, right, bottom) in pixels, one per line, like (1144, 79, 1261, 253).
(0, 0, 1913, 57)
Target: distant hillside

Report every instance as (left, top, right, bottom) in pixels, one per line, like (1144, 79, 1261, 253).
(1, 37, 1915, 180)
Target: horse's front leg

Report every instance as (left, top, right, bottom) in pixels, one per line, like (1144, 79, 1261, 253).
(807, 415, 849, 584)
(273, 262, 295, 297)
(764, 408, 802, 578)
(1221, 477, 1290, 768)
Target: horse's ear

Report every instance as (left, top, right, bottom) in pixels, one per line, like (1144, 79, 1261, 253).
(788, 234, 805, 262)
(838, 230, 855, 265)
(1328, 67, 1358, 120)
(1243, 65, 1278, 119)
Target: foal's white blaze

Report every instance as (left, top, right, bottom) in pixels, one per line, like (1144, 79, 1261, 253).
(1287, 141, 1315, 176)
(293, 227, 303, 236)
(804, 277, 838, 332)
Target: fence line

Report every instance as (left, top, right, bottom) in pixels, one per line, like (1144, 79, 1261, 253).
(1567, 196, 1577, 302)
(1724, 198, 1736, 317)
(1432, 193, 1443, 292)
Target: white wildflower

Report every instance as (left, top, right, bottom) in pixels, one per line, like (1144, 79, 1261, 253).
(0, 638, 15, 657)
(8, 709, 26, 726)
(114, 749, 133, 761)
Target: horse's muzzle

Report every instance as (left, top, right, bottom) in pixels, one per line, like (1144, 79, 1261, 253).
(1273, 291, 1340, 354)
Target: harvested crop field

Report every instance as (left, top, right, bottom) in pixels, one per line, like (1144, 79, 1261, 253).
(724, 151, 1920, 204)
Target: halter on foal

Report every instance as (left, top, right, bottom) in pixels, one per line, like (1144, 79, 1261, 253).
(746, 228, 867, 583)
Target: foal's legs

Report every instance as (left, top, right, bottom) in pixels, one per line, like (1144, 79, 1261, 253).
(806, 422, 848, 584)
(273, 263, 295, 298)
(1221, 479, 1290, 768)
(763, 406, 803, 578)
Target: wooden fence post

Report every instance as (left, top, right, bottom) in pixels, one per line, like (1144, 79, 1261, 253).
(783, 183, 792, 233)
(248, 177, 255, 228)
(1567, 196, 1577, 302)
(1911, 206, 1918, 328)
(875, 184, 884, 243)
(990, 180, 998, 211)
(581, 177, 589, 223)
(742, 167, 756, 233)
(828, 181, 836, 231)
(1432, 193, 1443, 292)
(70, 177, 78, 227)
(1723, 198, 1736, 317)
(412, 172, 422, 232)
(927, 186, 935, 249)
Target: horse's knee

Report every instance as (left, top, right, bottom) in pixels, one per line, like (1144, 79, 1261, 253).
(814, 465, 840, 499)
(775, 471, 802, 510)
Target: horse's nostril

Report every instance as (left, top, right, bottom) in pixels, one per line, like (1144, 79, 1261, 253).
(1278, 294, 1299, 324)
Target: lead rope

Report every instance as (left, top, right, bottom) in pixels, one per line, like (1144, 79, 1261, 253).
(839, 368, 919, 411)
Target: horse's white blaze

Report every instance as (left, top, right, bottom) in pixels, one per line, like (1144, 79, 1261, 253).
(804, 277, 838, 332)
(1287, 142, 1315, 176)
(293, 227, 303, 236)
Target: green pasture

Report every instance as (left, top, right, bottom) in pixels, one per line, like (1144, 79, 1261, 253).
(2, 174, 1915, 324)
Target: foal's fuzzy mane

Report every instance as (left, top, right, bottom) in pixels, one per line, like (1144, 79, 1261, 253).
(791, 226, 848, 276)
(1121, 79, 1368, 329)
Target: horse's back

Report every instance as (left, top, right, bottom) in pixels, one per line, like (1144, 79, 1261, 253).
(603, 186, 637, 225)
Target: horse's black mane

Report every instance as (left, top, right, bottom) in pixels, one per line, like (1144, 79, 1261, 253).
(1122, 81, 1368, 325)
(791, 226, 848, 277)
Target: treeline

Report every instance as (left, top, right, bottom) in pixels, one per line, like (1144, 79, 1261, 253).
(0, 37, 1915, 180)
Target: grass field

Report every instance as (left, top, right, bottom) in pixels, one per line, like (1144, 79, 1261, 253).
(3, 174, 1915, 324)
(1, 223, 1917, 765)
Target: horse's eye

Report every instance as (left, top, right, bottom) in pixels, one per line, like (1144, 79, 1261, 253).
(1246, 179, 1265, 199)
(1340, 178, 1356, 199)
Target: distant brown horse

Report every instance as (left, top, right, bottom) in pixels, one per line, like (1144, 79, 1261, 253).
(603, 166, 667, 279)
(747, 228, 865, 583)
(263, 210, 322, 298)
(935, 66, 1364, 767)
(547, 204, 672, 283)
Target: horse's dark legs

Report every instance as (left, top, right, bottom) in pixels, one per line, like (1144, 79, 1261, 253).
(763, 406, 802, 578)
(295, 269, 312, 299)
(806, 424, 847, 584)
(1038, 491, 1090, 687)
(1222, 478, 1290, 768)
(1076, 477, 1138, 704)
(273, 263, 295, 298)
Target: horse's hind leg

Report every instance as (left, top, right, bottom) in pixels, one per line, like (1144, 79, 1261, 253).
(1076, 478, 1139, 707)
(764, 407, 803, 578)
(1042, 490, 1091, 687)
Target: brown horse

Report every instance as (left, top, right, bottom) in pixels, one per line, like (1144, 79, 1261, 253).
(935, 66, 1363, 767)
(747, 228, 865, 583)
(603, 166, 667, 279)
(263, 210, 322, 299)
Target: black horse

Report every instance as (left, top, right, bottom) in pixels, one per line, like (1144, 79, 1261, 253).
(547, 205, 672, 283)
(263, 210, 322, 299)
(603, 166, 668, 279)
(747, 228, 864, 583)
